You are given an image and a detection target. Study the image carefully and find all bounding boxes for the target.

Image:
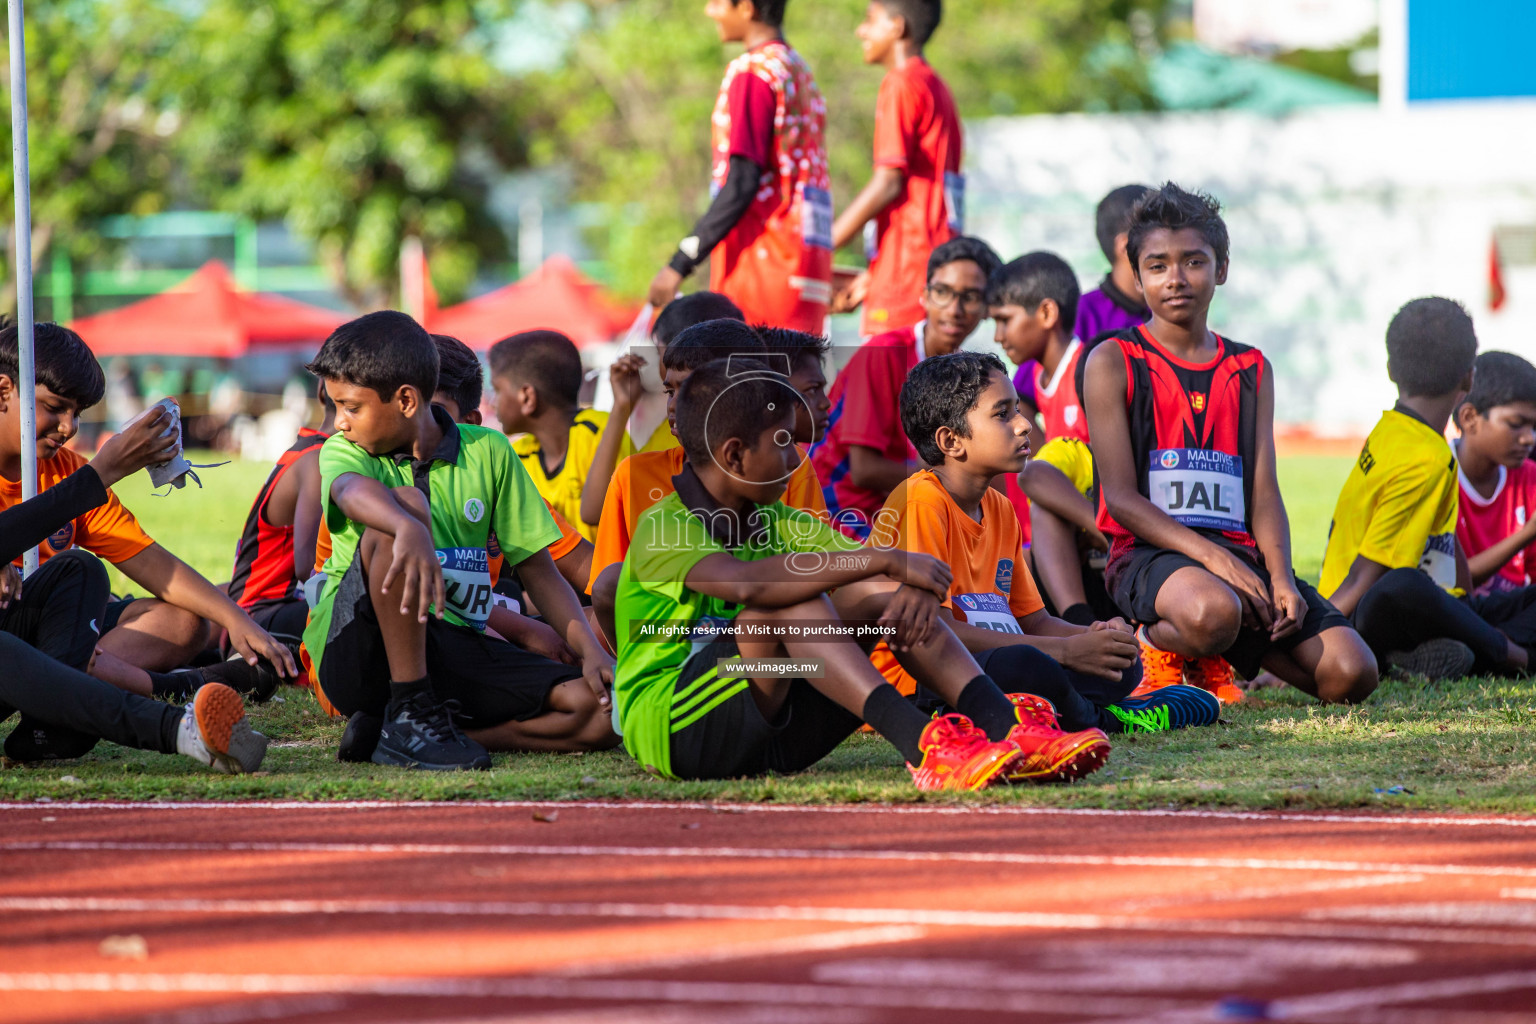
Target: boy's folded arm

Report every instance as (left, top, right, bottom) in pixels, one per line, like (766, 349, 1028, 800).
(291, 452, 323, 583)
(683, 548, 897, 608)
(1326, 555, 1391, 617)
(329, 473, 425, 537)
(0, 467, 108, 565)
(1248, 362, 1296, 586)
(1466, 525, 1536, 585)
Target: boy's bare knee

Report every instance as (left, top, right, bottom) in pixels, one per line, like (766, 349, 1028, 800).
(1181, 588, 1243, 655)
(1315, 644, 1379, 705)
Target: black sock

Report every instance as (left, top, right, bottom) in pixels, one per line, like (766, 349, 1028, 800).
(147, 669, 201, 701)
(956, 674, 1018, 741)
(861, 685, 929, 765)
(389, 676, 431, 706)
(1061, 603, 1097, 627)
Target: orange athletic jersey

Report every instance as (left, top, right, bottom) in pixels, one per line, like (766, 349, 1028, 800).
(863, 56, 963, 337)
(587, 444, 827, 594)
(1, 445, 154, 567)
(710, 39, 833, 332)
(312, 497, 582, 578)
(868, 470, 1044, 694)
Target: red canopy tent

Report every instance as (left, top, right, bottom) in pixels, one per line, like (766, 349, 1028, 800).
(426, 255, 639, 350)
(70, 261, 346, 358)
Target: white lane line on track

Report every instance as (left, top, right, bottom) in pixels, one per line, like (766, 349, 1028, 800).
(3, 839, 1533, 880)
(1107, 873, 1424, 913)
(0, 973, 1205, 1018)
(548, 925, 927, 978)
(3, 800, 1536, 829)
(6, 896, 1536, 949)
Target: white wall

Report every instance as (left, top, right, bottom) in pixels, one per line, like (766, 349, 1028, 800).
(965, 100, 1536, 432)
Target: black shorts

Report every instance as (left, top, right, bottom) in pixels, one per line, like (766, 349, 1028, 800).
(667, 636, 863, 781)
(101, 596, 138, 634)
(316, 554, 582, 727)
(246, 598, 309, 648)
(1109, 541, 1352, 679)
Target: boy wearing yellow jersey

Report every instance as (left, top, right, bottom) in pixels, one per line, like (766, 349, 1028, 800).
(1321, 298, 1536, 679)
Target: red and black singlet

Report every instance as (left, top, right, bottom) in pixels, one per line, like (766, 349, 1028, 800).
(1096, 325, 1264, 570)
(228, 429, 328, 611)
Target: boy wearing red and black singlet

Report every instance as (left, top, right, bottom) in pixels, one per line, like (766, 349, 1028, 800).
(227, 390, 334, 657)
(830, 0, 962, 337)
(648, 0, 832, 333)
(1454, 351, 1536, 596)
(1083, 183, 1377, 706)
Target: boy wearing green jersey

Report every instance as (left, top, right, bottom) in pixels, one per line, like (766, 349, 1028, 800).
(615, 354, 1058, 791)
(302, 312, 616, 771)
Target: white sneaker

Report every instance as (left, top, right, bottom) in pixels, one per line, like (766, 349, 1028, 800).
(177, 683, 268, 773)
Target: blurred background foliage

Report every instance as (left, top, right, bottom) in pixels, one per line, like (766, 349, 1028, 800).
(1, 0, 1178, 304)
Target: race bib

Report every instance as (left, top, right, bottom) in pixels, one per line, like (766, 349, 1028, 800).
(863, 219, 879, 262)
(437, 547, 494, 630)
(954, 592, 1022, 635)
(944, 171, 966, 232)
(801, 186, 834, 251)
(1420, 533, 1457, 591)
(1148, 449, 1246, 532)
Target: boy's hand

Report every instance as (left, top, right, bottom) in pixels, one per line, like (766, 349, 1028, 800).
(648, 267, 682, 310)
(89, 405, 178, 488)
(385, 520, 446, 624)
(609, 353, 648, 413)
(886, 551, 953, 601)
(878, 584, 941, 652)
(1204, 546, 1274, 632)
(1095, 617, 1134, 635)
(503, 615, 578, 665)
(225, 615, 299, 679)
(580, 651, 615, 709)
(1269, 577, 1305, 642)
(831, 270, 869, 313)
(0, 564, 20, 609)
(1060, 627, 1139, 680)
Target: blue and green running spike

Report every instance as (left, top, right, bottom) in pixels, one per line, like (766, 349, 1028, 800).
(1108, 684, 1221, 734)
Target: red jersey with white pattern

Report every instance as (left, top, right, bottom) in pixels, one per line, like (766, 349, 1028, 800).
(709, 39, 833, 333)
(1034, 339, 1089, 442)
(1096, 326, 1265, 576)
(1456, 456, 1536, 594)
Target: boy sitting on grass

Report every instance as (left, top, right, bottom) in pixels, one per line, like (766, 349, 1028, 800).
(588, 320, 829, 647)
(614, 357, 1109, 788)
(1084, 183, 1378, 705)
(0, 323, 296, 702)
(1454, 351, 1536, 596)
(301, 312, 616, 771)
(990, 251, 1120, 624)
(0, 404, 267, 773)
(490, 329, 632, 543)
(873, 352, 1218, 735)
(1321, 300, 1536, 678)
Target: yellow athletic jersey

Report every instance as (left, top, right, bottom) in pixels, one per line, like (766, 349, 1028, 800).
(1319, 407, 1459, 597)
(638, 418, 680, 453)
(511, 408, 633, 543)
(1034, 436, 1094, 498)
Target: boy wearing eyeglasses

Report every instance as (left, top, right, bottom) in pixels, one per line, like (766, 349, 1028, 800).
(810, 235, 1000, 539)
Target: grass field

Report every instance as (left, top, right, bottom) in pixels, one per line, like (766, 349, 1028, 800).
(4, 454, 1534, 812)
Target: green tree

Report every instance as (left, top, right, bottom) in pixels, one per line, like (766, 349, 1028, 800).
(168, 0, 530, 307)
(528, 0, 1163, 296)
(0, 0, 181, 314)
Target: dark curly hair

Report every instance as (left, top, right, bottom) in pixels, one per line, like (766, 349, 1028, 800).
(900, 351, 1009, 466)
(1126, 182, 1230, 274)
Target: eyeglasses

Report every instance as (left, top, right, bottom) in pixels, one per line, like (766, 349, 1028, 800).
(925, 283, 987, 312)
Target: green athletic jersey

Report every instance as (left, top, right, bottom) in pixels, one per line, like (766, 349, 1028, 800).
(614, 490, 861, 777)
(302, 407, 561, 674)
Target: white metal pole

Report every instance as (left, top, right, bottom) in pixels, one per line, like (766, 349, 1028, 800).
(7, 0, 38, 575)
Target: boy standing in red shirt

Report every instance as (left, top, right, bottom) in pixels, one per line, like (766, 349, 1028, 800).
(831, 0, 963, 337)
(648, 0, 832, 333)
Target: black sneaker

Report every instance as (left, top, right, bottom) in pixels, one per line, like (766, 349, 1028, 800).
(200, 656, 282, 703)
(1386, 638, 1476, 681)
(337, 711, 384, 763)
(3, 718, 99, 763)
(371, 692, 491, 771)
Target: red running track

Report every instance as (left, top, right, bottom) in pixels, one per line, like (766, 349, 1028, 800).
(3, 801, 1536, 1023)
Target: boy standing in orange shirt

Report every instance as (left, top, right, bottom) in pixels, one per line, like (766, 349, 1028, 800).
(831, 0, 962, 336)
(872, 352, 1221, 735)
